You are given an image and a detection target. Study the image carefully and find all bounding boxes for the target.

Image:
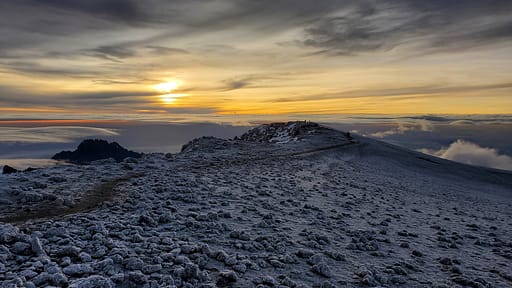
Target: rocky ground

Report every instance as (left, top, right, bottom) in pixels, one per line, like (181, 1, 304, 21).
(0, 122, 511, 287)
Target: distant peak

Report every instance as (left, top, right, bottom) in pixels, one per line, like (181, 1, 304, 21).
(52, 139, 141, 164)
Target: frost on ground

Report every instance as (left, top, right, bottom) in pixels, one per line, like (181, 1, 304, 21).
(0, 121, 511, 288)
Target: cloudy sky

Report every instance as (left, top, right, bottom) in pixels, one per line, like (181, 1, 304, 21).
(0, 0, 511, 118)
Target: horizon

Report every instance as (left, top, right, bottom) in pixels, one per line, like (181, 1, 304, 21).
(1, 116, 511, 172)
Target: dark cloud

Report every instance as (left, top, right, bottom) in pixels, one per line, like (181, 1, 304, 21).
(224, 79, 250, 91)
(299, 0, 512, 55)
(24, 0, 145, 23)
(1, 61, 97, 77)
(271, 82, 512, 102)
(145, 46, 189, 55)
(92, 79, 143, 85)
(0, 86, 156, 107)
(222, 72, 310, 91)
(1, 0, 511, 58)
(84, 45, 137, 61)
(0, 85, 221, 115)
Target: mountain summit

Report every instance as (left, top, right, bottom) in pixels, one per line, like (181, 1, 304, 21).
(237, 121, 333, 143)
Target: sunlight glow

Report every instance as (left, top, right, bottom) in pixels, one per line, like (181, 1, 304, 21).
(160, 94, 186, 105)
(154, 81, 180, 93)
(153, 80, 187, 105)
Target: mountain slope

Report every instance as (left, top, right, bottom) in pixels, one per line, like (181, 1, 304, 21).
(0, 122, 511, 287)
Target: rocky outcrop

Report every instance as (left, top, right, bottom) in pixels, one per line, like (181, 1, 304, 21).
(237, 121, 333, 143)
(2, 165, 18, 174)
(180, 136, 231, 153)
(52, 139, 141, 164)
(2, 165, 39, 174)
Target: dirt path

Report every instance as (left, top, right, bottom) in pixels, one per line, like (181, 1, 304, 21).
(0, 173, 143, 224)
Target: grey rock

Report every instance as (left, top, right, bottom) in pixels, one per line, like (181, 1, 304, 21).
(217, 270, 238, 286)
(225, 256, 238, 266)
(307, 254, 325, 265)
(0, 224, 19, 244)
(12, 241, 32, 255)
(182, 263, 199, 279)
(233, 263, 247, 273)
(296, 249, 315, 258)
(125, 257, 144, 270)
(79, 252, 92, 262)
(51, 273, 69, 286)
(20, 269, 38, 279)
(31, 235, 46, 256)
(129, 271, 148, 284)
(32, 272, 52, 286)
(63, 264, 94, 276)
(54, 246, 81, 257)
(69, 275, 114, 288)
(142, 264, 162, 274)
(254, 275, 277, 286)
(312, 263, 332, 278)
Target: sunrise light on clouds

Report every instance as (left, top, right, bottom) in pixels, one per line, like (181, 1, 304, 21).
(0, 1, 510, 120)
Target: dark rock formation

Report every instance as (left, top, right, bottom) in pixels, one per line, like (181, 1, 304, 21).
(52, 139, 142, 164)
(2, 166, 38, 174)
(2, 165, 18, 174)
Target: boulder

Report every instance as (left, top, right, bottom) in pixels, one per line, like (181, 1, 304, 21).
(2, 165, 18, 174)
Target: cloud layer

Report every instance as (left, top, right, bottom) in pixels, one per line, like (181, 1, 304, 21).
(0, 126, 119, 143)
(421, 140, 512, 171)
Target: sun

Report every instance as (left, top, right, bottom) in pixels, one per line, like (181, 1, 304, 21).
(153, 81, 186, 105)
(154, 81, 179, 93)
(160, 94, 185, 104)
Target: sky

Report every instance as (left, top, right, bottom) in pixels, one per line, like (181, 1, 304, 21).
(0, 0, 511, 118)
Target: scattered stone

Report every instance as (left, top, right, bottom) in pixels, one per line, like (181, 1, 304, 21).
(79, 252, 92, 262)
(182, 263, 199, 279)
(142, 264, 162, 274)
(439, 258, 452, 265)
(20, 269, 38, 279)
(129, 271, 148, 285)
(296, 249, 315, 258)
(54, 246, 81, 258)
(125, 257, 144, 271)
(0, 224, 19, 244)
(12, 241, 31, 255)
(253, 275, 277, 286)
(312, 263, 332, 278)
(69, 275, 115, 288)
(31, 235, 46, 256)
(217, 270, 238, 286)
(62, 264, 93, 277)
